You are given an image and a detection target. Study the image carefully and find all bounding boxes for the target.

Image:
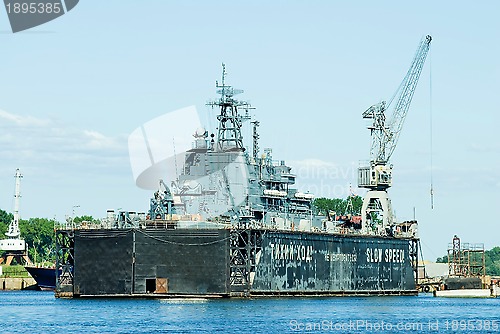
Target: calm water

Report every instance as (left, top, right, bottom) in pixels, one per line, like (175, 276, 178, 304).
(0, 291, 499, 333)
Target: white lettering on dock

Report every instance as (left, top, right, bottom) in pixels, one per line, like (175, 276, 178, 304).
(324, 252, 357, 262)
(366, 248, 405, 263)
(270, 243, 313, 262)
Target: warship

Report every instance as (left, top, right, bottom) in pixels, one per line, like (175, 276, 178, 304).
(55, 37, 431, 298)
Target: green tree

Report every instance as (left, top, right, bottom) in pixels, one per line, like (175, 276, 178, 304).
(313, 195, 364, 217)
(1, 212, 97, 265)
(73, 215, 99, 224)
(485, 247, 500, 276)
(19, 218, 56, 263)
(346, 195, 363, 215)
(313, 198, 346, 216)
(436, 255, 449, 263)
(0, 209, 13, 238)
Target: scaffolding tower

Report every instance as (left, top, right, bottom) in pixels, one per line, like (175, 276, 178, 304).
(447, 235, 485, 277)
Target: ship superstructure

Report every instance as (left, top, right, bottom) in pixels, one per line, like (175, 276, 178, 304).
(161, 64, 320, 232)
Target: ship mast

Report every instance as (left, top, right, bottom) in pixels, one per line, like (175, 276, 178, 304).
(251, 120, 260, 162)
(207, 63, 250, 151)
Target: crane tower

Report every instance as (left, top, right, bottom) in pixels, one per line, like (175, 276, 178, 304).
(0, 169, 31, 265)
(358, 35, 432, 234)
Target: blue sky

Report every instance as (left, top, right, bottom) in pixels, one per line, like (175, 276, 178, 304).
(0, 1, 498, 260)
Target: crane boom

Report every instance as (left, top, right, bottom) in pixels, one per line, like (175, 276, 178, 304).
(364, 35, 432, 165)
(384, 35, 432, 163)
(360, 35, 432, 189)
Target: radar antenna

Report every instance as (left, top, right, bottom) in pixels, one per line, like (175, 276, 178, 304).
(207, 63, 251, 151)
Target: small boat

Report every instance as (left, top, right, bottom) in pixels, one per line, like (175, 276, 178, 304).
(434, 289, 494, 298)
(24, 265, 58, 291)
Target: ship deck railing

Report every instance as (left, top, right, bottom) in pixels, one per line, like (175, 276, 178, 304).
(55, 220, 417, 239)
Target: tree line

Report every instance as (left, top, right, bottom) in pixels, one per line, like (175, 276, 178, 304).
(0, 209, 96, 264)
(313, 195, 363, 217)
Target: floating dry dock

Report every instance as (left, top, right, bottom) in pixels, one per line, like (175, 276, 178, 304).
(55, 50, 433, 298)
(55, 224, 419, 298)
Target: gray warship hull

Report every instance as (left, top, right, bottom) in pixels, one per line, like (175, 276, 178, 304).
(55, 227, 418, 297)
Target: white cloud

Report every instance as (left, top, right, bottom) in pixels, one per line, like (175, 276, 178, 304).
(0, 110, 138, 224)
(0, 109, 51, 127)
(83, 130, 121, 150)
(0, 109, 127, 173)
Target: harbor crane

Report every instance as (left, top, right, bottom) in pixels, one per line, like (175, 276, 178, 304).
(0, 169, 31, 265)
(358, 35, 432, 234)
